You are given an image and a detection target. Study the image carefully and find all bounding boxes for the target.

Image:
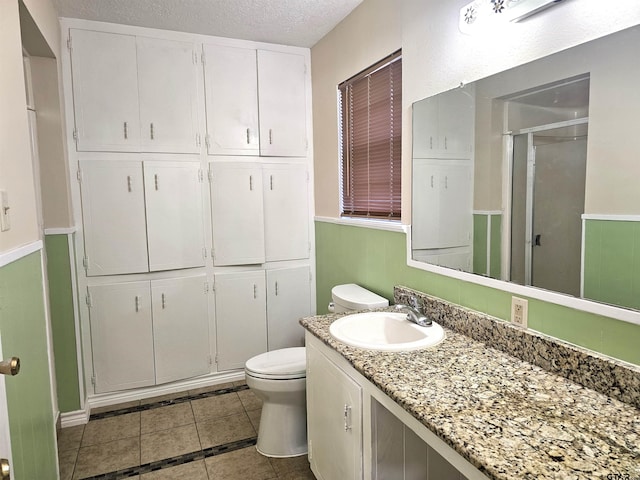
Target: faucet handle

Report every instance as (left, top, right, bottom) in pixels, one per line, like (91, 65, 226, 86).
(408, 296, 421, 311)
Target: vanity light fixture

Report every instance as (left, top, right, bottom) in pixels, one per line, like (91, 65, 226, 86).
(459, 0, 565, 34)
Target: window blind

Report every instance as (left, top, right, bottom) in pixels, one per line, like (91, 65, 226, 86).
(340, 52, 402, 219)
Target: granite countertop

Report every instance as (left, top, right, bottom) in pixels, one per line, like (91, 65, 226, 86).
(301, 310, 640, 480)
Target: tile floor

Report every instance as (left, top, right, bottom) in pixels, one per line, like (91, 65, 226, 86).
(57, 381, 316, 480)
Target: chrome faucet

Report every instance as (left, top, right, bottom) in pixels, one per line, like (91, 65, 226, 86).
(395, 297, 432, 327)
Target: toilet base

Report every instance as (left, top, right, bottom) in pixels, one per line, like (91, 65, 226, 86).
(246, 375, 308, 458)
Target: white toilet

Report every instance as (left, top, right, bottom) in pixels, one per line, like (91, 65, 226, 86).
(244, 283, 389, 458)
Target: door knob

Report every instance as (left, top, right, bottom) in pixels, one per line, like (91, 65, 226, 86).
(0, 357, 20, 376)
(0, 458, 9, 479)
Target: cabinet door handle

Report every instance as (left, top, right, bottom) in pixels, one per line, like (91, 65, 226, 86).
(161, 293, 166, 309)
(253, 284, 257, 299)
(444, 136, 448, 150)
(249, 175, 253, 191)
(269, 129, 273, 145)
(430, 175, 434, 188)
(150, 122, 154, 140)
(154, 174, 159, 191)
(270, 175, 273, 191)
(135, 295, 141, 312)
(246, 128, 250, 145)
(275, 281, 279, 296)
(344, 404, 352, 431)
(124, 121, 128, 140)
(127, 175, 133, 192)
(445, 176, 448, 189)
(429, 136, 433, 149)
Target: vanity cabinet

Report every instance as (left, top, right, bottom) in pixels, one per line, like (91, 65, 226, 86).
(203, 46, 307, 157)
(307, 340, 363, 480)
(79, 159, 206, 276)
(70, 29, 201, 153)
(215, 266, 312, 370)
(412, 87, 474, 160)
(88, 274, 210, 393)
(209, 162, 309, 266)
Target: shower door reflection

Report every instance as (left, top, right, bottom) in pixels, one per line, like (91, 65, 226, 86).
(510, 122, 588, 296)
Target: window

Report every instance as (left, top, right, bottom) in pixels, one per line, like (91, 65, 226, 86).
(339, 51, 402, 219)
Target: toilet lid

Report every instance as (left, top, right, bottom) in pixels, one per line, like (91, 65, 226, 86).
(245, 347, 306, 379)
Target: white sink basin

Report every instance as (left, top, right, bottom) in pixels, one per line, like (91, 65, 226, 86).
(329, 311, 445, 352)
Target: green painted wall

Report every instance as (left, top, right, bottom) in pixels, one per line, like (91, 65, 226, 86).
(583, 219, 640, 310)
(0, 252, 58, 479)
(316, 221, 640, 365)
(45, 235, 81, 412)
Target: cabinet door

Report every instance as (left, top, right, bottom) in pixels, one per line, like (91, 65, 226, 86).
(79, 160, 149, 275)
(152, 275, 210, 384)
(144, 161, 205, 271)
(307, 342, 362, 480)
(438, 163, 473, 248)
(70, 29, 140, 152)
(412, 96, 439, 159)
(411, 160, 441, 250)
(203, 45, 259, 155)
(263, 164, 309, 261)
(257, 50, 307, 157)
(437, 88, 474, 159)
(214, 271, 267, 371)
(266, 266, 311, 350)
(88, 282, 155, 393)
(210, 162, 265, 265)
(137, 37, 200, 153)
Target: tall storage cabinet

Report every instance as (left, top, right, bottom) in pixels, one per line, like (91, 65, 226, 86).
(62, 19, 314, 404)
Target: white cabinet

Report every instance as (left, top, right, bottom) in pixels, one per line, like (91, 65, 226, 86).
(88, 275, 210, 393)
(151, 276, 210, 384)
(203, 47, 308, 157)
(88, 281, 155, 393)
(412, 87, 474, 159)
(215, 266, 312, 370)
(214, 270, 267, 371)
(412, 160, 473, 250)
(80, 159, 206, 276)
(209, 162, 309, 266)
(263, 164, 309, 261)
(258, 50, 308, 157)
(70, 29, 140, 152)
(203, 44, 259, 156)
(136, 37, 201, 153)
(144, 161, 206, 271)
(307, 340, 362, 480)
(266, 266, 311, 350)
(70, 29, 200, 153)
(210, 162, 265, 266)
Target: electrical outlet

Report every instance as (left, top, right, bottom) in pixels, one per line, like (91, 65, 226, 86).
(511, 296, 528, 328)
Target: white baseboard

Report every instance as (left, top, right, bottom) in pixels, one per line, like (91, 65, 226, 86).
(60, 408, 90, 428)
(86, 371, 246, 412)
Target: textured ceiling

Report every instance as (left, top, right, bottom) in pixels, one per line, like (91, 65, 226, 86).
(51, 0, 363, 47)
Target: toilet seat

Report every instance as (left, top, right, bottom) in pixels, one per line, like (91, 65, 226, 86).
(245, 347, 306, 380)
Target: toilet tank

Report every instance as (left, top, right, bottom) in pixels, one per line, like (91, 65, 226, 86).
(330, 283, 389, 313)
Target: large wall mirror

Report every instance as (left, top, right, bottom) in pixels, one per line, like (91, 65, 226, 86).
(411, 25, 640, 317)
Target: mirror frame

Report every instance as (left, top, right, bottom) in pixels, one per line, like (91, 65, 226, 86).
(406, 226, 640, 325)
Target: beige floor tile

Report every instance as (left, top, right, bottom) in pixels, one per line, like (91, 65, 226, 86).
(238, 388, 263, 411)
(141, 459, 208, 480)
(81, 412, 140, 446)
(233, 379, 247, 387)
(247, 408, 262, 433)
(140, 391, 188, 405)
(191, 392, 244, 422)
(58, 448, 77, 480)
(196, 412, 256, 449)
(91, 400, 141, 415)
(140, 423, 201, 464)
(205, 446, 276, 480)
(189, 382, 234, 396)
(141, 402, 194, 434)
(269, 455, 315, 479)
(57, 424, 84, 453)
(73, 436, 140, 479)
